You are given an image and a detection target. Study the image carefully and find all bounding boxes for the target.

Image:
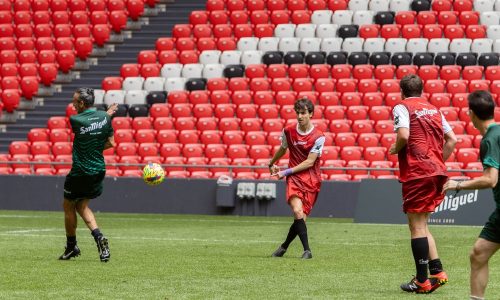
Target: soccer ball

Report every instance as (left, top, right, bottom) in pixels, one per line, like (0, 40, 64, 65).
(142, 163, 165, 186)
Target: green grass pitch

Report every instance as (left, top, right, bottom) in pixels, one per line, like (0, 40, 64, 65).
(1, 210, 500, 299)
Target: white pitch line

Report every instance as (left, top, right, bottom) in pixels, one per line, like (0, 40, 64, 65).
(5, 228, 59, 234)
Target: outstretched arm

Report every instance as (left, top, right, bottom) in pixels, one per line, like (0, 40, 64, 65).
(443, 167, 498, 192)
(390, 127, 409, 155)
(269, 146, 287, 174)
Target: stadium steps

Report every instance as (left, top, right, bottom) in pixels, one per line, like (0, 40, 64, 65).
(0, 0, 206, 152)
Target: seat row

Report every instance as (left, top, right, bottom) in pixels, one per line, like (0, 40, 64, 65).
(0, 0, 156, 14)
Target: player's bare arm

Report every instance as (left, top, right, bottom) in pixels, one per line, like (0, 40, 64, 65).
(273, 152, 319, 179)
(443, 130, 457, 161)
(104, 135, 115, 150)
(106, 103, 118, 117)
(444, 167, 499, 192)
(269, 146, 287, 174)
(389, 127, 409, 155)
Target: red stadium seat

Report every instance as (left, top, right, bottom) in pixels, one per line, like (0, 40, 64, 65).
(456, 148, 479, 164)
(219, 118, 241, 132)
(374, 120, 394, 134)
(135, 130, 156, 144)
(2, 89, 21, 113)
(381, 24, 401, 39)
(156, 130, 177, 144)
(52, 142, 72, 156)
(429, 93, 451, 108)
(359, 24, 380, 39)
(127, 0, 144, 21)
(370, 161, 393, 176)
(440, 107, 459, 121)
(75, 38, 93, 60)
(263, 118, 285, 132)
(92, 24, 110, 47)
(109, 11, 128, 33)
(270, 10, 290, 25)
(115, 129, 135, 144)
(329, 119, 351, 133)
(20, 77, 39, 100)
(395, 11, 416, 26)
(346, 160, 370, 176)
(9, 141, 31, 156)
(401, 24, 422, 39)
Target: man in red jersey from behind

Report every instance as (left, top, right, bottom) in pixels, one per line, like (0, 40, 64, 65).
(390, 75, 457, 293)
(268, 98, 325, 259)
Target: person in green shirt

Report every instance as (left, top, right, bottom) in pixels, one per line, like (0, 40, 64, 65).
(59, 88, 117, 263)
(443, 90, 500, 300)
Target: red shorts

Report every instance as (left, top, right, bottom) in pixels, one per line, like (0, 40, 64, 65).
(402, 175, 447, 213)
(286, 183, 319, 216)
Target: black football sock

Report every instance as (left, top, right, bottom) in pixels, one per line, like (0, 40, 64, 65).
(295, 219, 310, 251)
(91, 228, 103, 241)
(411, 237, 429, 283)
(66, 236, 76, 248)
(281, 221, 297, 249)
(429, 258, 443, 275)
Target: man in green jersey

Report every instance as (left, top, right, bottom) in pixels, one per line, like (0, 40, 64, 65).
(59, 88, 117, 263)
(443, 90, 500, 300)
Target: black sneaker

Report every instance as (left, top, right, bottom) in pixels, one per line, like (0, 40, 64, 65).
(96, 236, 110, 262)
(271, 246, 287, 257)
(301, 250, 312, 259)
(59, 245, 81, 260)
(400, 276, 433, 294)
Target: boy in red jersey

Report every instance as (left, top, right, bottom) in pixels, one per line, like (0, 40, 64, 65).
(268, 98, 325, 259)
(390, 75, 457, 293)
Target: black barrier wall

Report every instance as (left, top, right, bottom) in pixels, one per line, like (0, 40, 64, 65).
(0, 175, 360, 218)
(354, 179, 496, 226)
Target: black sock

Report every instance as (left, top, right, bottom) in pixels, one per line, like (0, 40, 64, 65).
(66, 236, 76, 248)
(295, 219, 310, 251)
(429, 258, 443, 275)
(411, 237, 429, 283)
(281, 221, 297, 249)
(91, 228, 103, 241)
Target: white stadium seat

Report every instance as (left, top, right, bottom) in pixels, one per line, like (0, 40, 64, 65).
(389, 0, 411, 11)
(348, 0, 369, 10)
(220, 50, 242, 65)
(93, 89, 105, 105)
(493, 39, 500, 52)
(487, 25, 500, 40)
(363, 38, 385, 53)
(342, 37, 364, 52)
(275, 24, 297, 38)
(181, 64, 204, 78)
(320, 37, 343, 52)
(471, 38, 493, 54)
(125, 90, 148, 106)
(143, 77, 166, 92)
(311, 10, 333, 24)
(353, 11, 375, 25)
(427, 38, 450, 53)
(449, 38, 472, 53)
(161, 64, 183, 78)
(295, 24, 317, 38)
(258, 37, 280, 52)
(122, 77, 144, 91)
(316, 24, 339, 38)
(199, 50, 221, 65)
(202, 64, 225, 79)
(237, 37, 259, 51)
(369, 0, 390, 11)
(406, 38, 429, 54)
(474, 0, 495, 12)
(241, 50, 263, 65)
(300, 38, 321, 52)
(480, 11, 500, 26)
(332, 10, 353, 25)
(164, 77, 186, 92)
(279, 37, 300, 52)
(104, 90, 126, 106)
(384, 38, 407, 53)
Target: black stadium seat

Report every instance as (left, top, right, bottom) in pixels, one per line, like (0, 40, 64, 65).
(305, 51, 326, 65)
(326, 51, 348, 65)
(128, 104, 149, 118)
(434, 53, 456, 67)
(284, 51, 305, 65)
(348, 52, 369, 66)
(369, 52, 391, 66)
(391, 52, 413, 66)
(413, 52, 434, 66)
(185, 78, 207, 91)
(223, 64, 245, 78)
(262, 51, 284, 65)
(146, 91, 167, 106)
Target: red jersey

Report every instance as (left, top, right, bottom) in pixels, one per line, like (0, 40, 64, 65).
(283, 124, 324, 192)
(395, 97, 447, 182)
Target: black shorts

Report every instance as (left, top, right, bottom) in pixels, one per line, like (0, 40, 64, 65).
(479, 209, 500, 244)
(64, 171, 106, 201)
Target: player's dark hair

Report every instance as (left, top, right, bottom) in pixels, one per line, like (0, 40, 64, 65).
(399, 74, 423, 98)
(294, 98, 314, 114)
(468, 90, 495, 121)
(75, 87, 95, 107)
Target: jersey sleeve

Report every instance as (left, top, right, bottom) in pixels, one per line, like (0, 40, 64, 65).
(480, 139, 500, 170)
(280, 129, 288, 149)
(441, 113, 452, 134)
(392, 104, 410, 131)
(310, 136, 326, 156)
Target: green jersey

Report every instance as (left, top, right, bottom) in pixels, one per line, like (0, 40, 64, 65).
(480, 123, 500, 209)
(69, 109, 113, 176)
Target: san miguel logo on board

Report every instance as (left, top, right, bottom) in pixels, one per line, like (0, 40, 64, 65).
(429, 190, 479, 224)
